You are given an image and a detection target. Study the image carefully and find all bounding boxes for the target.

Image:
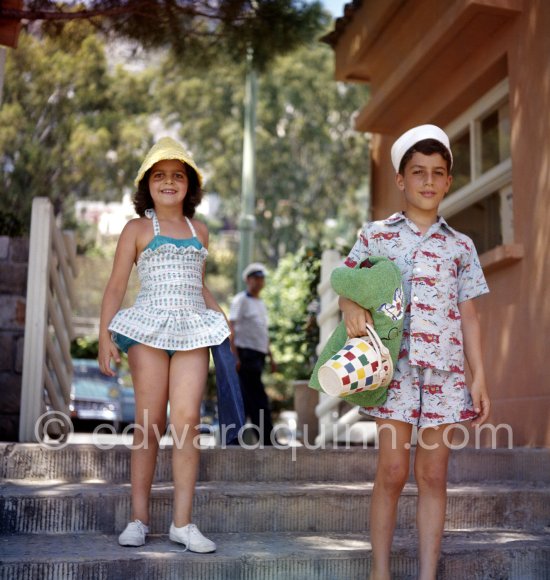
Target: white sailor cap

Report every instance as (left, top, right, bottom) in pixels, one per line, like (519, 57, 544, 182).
(391, 124, 453, 173)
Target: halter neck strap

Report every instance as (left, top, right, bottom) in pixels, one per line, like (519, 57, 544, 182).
(144, 209, 160, 236)
(185, 216, 197, 238)
(144, 209, 197, 239)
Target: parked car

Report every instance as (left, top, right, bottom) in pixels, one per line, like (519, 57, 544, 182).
(119, 384, 136, 428)
(70, 359, 123, 431)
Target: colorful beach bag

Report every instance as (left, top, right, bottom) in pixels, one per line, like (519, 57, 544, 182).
(318, 324, 393, 398)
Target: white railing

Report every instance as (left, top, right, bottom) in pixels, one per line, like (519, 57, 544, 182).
(314, 250, 367, 445)
(19, 197, 78, 442)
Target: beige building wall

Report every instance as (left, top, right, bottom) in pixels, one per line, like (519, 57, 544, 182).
(327, 0, 550, 446)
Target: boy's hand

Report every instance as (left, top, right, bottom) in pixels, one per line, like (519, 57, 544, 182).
(340, 297, 373, 338)
(470, 377, 490, 426)
(98, 335, 120, 377)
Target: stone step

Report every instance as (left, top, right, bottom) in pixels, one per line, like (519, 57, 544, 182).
(0, 530, 548, 580)
(1, 480, 548, 535)
(1, 444, 548, 484)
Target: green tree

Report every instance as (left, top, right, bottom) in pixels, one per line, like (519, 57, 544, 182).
(3, 0, 326, 70)
(0, 23, 153, 232)
(156, 40, 370, 266)
(255, 43, 370, 262)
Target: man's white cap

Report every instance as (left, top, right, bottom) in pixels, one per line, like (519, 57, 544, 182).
(391, 124, 453, 173)
(242, 262, 267, 282)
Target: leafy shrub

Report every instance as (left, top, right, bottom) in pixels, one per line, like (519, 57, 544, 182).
(262, 244, 321, 408)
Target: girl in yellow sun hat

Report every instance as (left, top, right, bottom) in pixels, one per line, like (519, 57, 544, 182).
(98, 136, 230, 552)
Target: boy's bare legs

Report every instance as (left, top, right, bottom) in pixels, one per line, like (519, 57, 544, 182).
(369, 419, 413, 580)
(127, 345, 170, 524)
(414, 424, 455, 580)
(169, 347, 209, 527)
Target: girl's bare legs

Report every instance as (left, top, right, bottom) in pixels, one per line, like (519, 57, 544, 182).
(414, 424, 454, 580)
(168, 347, 209, 527)
(369, 419, 413, 580)
(127, 345, 170, 524)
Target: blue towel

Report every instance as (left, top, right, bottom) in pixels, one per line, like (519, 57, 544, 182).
(210, 338, 246, 445)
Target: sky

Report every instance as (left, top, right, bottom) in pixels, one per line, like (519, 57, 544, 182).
(320, 0, 347, 17)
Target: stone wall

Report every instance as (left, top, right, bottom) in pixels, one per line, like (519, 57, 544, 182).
(0, 236, 28, 441)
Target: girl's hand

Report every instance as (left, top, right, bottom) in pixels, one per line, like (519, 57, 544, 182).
(340, 297, 373, 338)
(98, 335, 120, 377)
(470, 377, 490, 426)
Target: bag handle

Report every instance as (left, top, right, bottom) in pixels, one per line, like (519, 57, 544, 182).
(363, 324, 388, 356)
(363, 324, 393, 388)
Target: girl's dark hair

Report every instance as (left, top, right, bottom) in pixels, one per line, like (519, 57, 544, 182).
(398, 138, 452, 175)
(133, 163, 203, 218)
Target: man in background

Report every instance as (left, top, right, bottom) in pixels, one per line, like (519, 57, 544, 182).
(229, 263, 276, 445)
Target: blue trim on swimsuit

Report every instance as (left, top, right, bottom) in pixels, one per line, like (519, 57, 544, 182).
(143, 235, 203, 252)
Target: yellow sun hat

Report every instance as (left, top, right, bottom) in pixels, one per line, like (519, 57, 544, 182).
(134, 136, 203, 187)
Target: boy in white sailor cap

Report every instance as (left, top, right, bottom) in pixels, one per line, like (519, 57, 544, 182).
(340, 124, 490, 579)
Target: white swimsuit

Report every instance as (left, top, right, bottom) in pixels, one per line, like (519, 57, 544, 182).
(109, 209, 230, 352)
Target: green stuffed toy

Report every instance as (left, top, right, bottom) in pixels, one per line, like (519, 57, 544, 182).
(309, 256, 405, 407)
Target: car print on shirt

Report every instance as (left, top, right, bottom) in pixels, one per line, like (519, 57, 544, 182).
(460, 409, 477, 420)
(414, 359, 435, 368)
(372, 231, 401, 241)
(412, 276, 437, 287)
(421, 250, 441, 259)
(412, 332, 440, 344)
(415, 302, 437, 313)
(448, 309, 461, 320)
(422, 412, 446, 420)
(424, 384, 443, 395)
(456, 239, 472, 251)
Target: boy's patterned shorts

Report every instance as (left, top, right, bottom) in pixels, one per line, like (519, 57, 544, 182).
(361, 354, 478, 428)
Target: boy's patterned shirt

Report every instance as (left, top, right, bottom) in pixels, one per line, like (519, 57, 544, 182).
(345, 212, 489, 372)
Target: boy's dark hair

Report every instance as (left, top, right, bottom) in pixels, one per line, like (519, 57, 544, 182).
(133, 163, 203, 218)
(398, 138, 452, 175)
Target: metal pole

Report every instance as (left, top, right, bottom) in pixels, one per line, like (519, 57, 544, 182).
(0, 47, 7, 106)
(237, 48, 257, 291)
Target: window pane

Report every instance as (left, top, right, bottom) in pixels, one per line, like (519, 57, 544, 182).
(446, 191, 502, 255)
(481, 102, 510, 173)
(450, 130, 470, 193)
(481, 111, 500, 172)
(498, 101, 511, 161)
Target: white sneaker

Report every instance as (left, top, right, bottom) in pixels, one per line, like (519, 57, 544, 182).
(118, 519, 149, 546)
(169, 523, 216, 553)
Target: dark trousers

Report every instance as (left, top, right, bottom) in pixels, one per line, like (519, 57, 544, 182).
(237, 347, 274, 445)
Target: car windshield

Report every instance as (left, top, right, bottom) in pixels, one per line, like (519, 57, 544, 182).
(74, 364, 114, 379)
(73, 377, 115, 399)
(72, 360, 118, 399)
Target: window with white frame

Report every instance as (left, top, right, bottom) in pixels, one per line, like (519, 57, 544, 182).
(440, 79, 513, 255)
